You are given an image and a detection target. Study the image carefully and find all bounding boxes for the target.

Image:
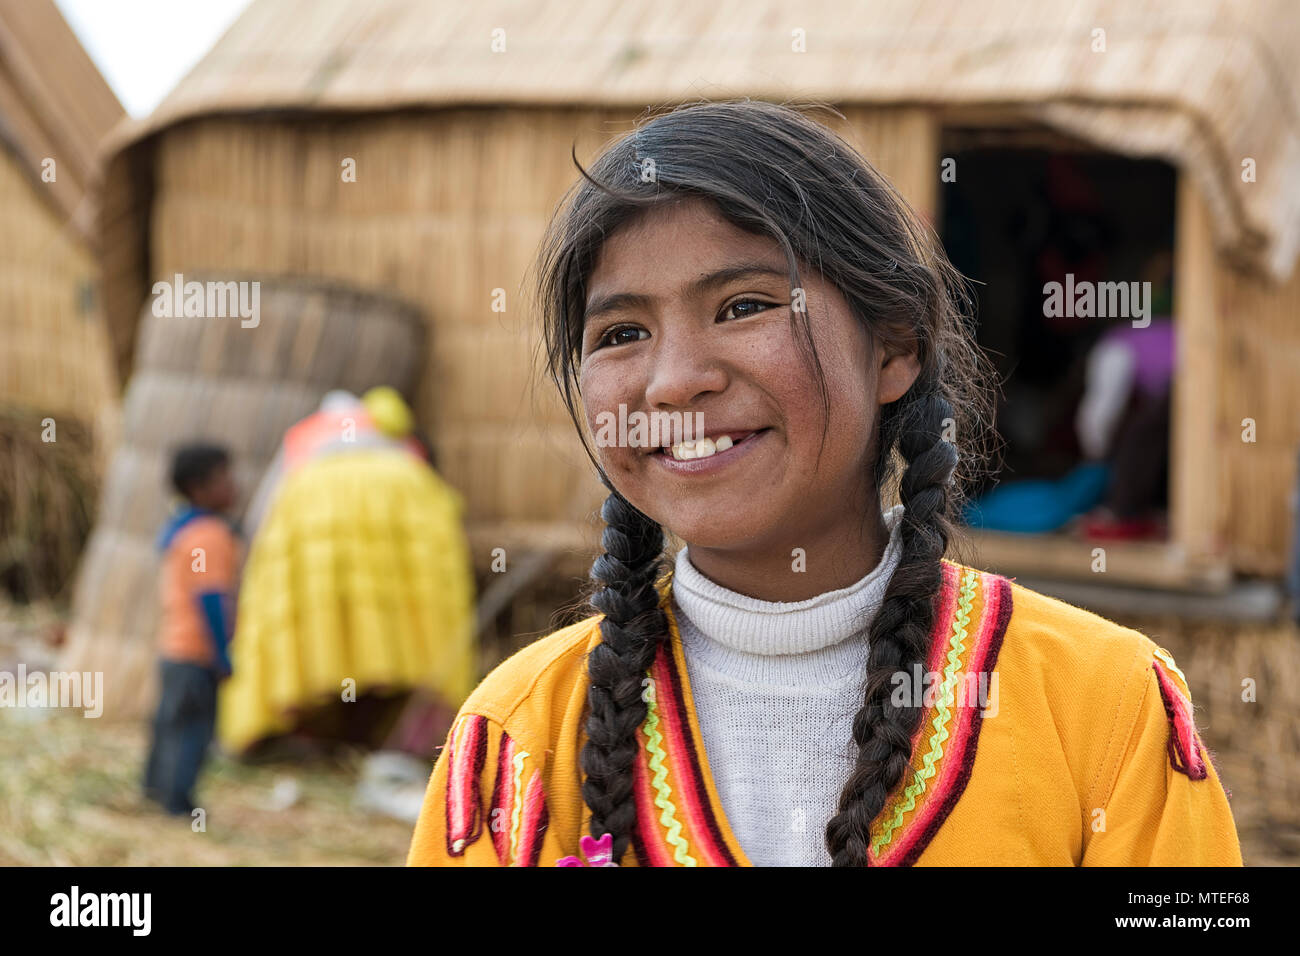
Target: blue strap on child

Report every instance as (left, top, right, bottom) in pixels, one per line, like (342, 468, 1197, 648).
(197, 591, 233, 674)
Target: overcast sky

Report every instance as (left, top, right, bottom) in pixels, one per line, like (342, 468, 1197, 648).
(55, 0, 252, 117)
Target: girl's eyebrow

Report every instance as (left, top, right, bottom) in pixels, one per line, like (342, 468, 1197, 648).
(583, 262, 788, 324)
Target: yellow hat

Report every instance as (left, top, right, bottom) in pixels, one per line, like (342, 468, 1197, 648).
(362, 386, 414, 438)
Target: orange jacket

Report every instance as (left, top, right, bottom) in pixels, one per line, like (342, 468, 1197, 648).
(408, 559, 1242, 866)
(158, 515, 240, 667)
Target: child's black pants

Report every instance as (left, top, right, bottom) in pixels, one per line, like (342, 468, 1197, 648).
(143, 659, 218, 815)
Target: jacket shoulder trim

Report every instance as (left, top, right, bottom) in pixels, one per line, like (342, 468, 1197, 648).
(1151, 650, 1210, 780)
(442, 712, 550, 863)
(444, 713, 489, 855)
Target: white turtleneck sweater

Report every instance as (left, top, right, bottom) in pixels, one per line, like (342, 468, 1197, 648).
(669, 503, 906, 867)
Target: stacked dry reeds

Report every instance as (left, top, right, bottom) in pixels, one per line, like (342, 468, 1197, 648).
(0, 405, 97, 602)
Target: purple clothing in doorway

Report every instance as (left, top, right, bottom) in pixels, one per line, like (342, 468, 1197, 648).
(1099, 317, 1175, 397)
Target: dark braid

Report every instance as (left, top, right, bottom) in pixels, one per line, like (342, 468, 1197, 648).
(825, 382, 959, 866)
(580, 480, 667, 863)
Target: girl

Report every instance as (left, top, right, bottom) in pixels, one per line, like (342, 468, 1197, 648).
(407, 99, 1242, 867)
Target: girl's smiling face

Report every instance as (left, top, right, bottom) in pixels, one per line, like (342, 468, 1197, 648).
(579, 198, 920, 578)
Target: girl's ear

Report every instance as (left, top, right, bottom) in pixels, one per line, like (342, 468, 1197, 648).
(877, 347, 922, 405)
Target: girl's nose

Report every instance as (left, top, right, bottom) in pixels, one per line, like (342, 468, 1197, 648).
(642, 329, 729, 409)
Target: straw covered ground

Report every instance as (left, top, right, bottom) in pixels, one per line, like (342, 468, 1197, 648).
(0, 708, 418, 866)
(0, 600, 417, 866)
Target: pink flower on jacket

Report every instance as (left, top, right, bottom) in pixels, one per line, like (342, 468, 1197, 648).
(556, 833, 619, 867)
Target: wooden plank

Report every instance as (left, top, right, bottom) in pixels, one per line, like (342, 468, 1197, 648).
(961, 529, 1231, 592)
(1008, 574, 1282, 622)
(1170, 173, 1230, 580)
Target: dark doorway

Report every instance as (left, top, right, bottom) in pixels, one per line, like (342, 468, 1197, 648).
(939, 133, 1177, 540)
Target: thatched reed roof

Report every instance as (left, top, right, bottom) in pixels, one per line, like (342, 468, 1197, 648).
(0, 0, 123, 244)
(101, 0, 1300, 368)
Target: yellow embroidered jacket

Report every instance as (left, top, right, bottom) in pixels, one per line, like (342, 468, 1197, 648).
(407, 559, 1243, 866)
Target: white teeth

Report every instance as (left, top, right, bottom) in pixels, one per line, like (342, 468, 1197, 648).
(668, 436, 724, 461)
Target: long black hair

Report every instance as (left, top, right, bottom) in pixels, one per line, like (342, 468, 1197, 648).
(533, 98, 997, 866)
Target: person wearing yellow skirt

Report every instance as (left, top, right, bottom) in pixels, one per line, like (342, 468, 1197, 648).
(219, 388, 475, 759)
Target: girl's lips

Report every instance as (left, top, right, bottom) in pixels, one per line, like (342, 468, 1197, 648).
(651, 428, 771, 475)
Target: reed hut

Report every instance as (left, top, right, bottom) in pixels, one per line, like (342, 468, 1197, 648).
(92, 0, 1300, 595)
(0, 0, 123, 599)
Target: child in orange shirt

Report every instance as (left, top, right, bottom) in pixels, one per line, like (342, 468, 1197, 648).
(143, 444, 241, 816)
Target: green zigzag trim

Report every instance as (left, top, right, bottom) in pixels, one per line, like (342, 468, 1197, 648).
(508, 747, 527, 865)
(1153, 647, 1188, 687)
(642, 678, 697, 866)
(872, 567, 979, 856)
